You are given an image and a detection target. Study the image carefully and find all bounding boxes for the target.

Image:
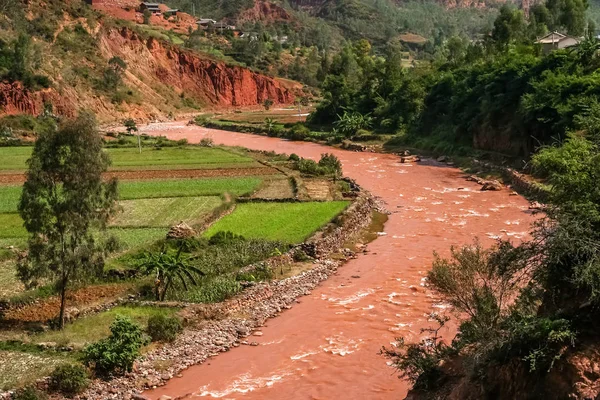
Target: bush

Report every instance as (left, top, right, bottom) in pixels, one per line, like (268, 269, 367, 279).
(288, 153, 300, 162)
(292, 249, 311, 262)
(318, 153, 342, 177)
(286, 124, 310, 141)
(297, 158, 322, 175)
(209, 231, 246, 246)
(185, 276, 241, 303)
(12, 386, 48, 400)
(176, 138, 188, 146)
(83, 316, 148, 377)
(49, 364, 89, 397)
(200, 137, 214, 147)
(193, 116, 209, 126)
(147, 314, 183, 343)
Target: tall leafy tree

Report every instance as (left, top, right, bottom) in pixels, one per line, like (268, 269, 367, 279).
(18, 113, 118, 329)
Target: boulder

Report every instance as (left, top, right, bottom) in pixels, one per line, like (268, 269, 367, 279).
(480, 180, 502, 191)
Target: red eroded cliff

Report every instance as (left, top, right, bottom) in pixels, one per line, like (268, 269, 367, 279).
(0, 26, 298, 122)
(101, 27, 296, 107)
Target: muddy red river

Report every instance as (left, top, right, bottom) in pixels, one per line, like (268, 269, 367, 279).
(141, 123, 536, 399)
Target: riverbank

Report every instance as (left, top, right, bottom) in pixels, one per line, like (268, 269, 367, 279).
(1, 187, 382, 400)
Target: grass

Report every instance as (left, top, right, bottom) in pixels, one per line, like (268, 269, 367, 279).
(0, 146, 262, 172)
(0, 185, 20, 213)
(118, 177, 263, 200)
(204, 201, 350, 243)
(0, 260, 22, 298)
(106, 147, 261, 170)
(104, 227, 167, 251)
(0, 350, 67, 390)
(113, 196, 222, 227)
(0, 214, 26, 239)
(30, 305, 178, 347)
(0, 177, 262, 214)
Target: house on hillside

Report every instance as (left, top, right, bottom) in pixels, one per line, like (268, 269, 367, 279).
(196, 18, 217, 28)
(163, 9, 179, 17)
(139, 2, 161, 14)
(213, 22, 235, 31)
(536, 31, 581, 54)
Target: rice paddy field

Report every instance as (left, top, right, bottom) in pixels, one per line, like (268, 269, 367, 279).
(204, 201, 350, 243)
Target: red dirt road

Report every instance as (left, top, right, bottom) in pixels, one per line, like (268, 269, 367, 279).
(141, 123, 537, 400)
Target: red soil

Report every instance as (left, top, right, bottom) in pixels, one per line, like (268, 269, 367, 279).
(0, 167, 279, 185)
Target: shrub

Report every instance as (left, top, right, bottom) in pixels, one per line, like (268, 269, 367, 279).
(236, 264, 274, 281)
(263, 98, 274, 110)
(83, 316, 149, 377)
(286, 124, 310, 141)
(292, 249, 311, 262)
(209, 231, 246, 246)
(176, 138, 188, 146)
(288, 153, 300, 162)
(49, 364, 89, 397)
(382, 314, 453, 390)
(297, 158, 322, 175)
(318, 153, 342, 177)
(12, 386, 48, 400)
(193, 116, 209, 126)
(147, 314, 183, 343)
(200, 137, 214, 147)
(185, 276, 241, 303)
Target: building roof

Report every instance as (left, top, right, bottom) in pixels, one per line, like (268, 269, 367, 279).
(536, 31, 578, 44)
(141, 2, 160, 6)
(197, 18, 216, 24)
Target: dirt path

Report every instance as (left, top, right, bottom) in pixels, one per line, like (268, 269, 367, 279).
(140, 122, 537, 400)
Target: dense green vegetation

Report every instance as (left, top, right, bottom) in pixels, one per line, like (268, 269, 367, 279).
(308, 0, 598, 157)
(204, 201, 349, 243)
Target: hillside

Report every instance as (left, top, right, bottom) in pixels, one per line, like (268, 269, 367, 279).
(0, 0, 299, 124)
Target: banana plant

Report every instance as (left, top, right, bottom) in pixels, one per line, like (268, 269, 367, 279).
(139, 246, 204, 301)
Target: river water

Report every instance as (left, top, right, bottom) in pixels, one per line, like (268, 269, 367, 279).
(140, 123, 536, 400)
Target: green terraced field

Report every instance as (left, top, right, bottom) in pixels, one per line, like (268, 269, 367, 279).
(0, 177, 262, 213)
(118, 177, 262, 200)
(0, 146, 261, 172)
(204, 201, 350, 243)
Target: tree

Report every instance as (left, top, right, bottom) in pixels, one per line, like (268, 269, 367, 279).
(123, 118, 141, 153)
(491, 5, 526, 48)
(143, 9, 152, 25)
(17, 113, 118, 329)
(263, 117, 276, 135)
(139, 245, 204, 301)
(263, 98, 274, 111)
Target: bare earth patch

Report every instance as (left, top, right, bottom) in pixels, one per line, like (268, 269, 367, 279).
(0, 167, 279, 185)
(3, 283, 135, 323)
(251, 177, 294, 199)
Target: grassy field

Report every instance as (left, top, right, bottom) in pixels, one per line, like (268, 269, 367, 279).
(204, 201, 350, 243)
(0, 214, 27, 239)
(0, 146, 261, 172)
(0, 177, 262, 214)
(118, 177, 262, 200)
(0, 185, 20, 213)
(0, 350, 68, 391)
(30, 305, 178, 347)
(113, 196, 222, 227)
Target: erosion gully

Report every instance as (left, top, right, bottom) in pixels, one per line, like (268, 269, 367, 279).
(141, 123, 536, 400)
